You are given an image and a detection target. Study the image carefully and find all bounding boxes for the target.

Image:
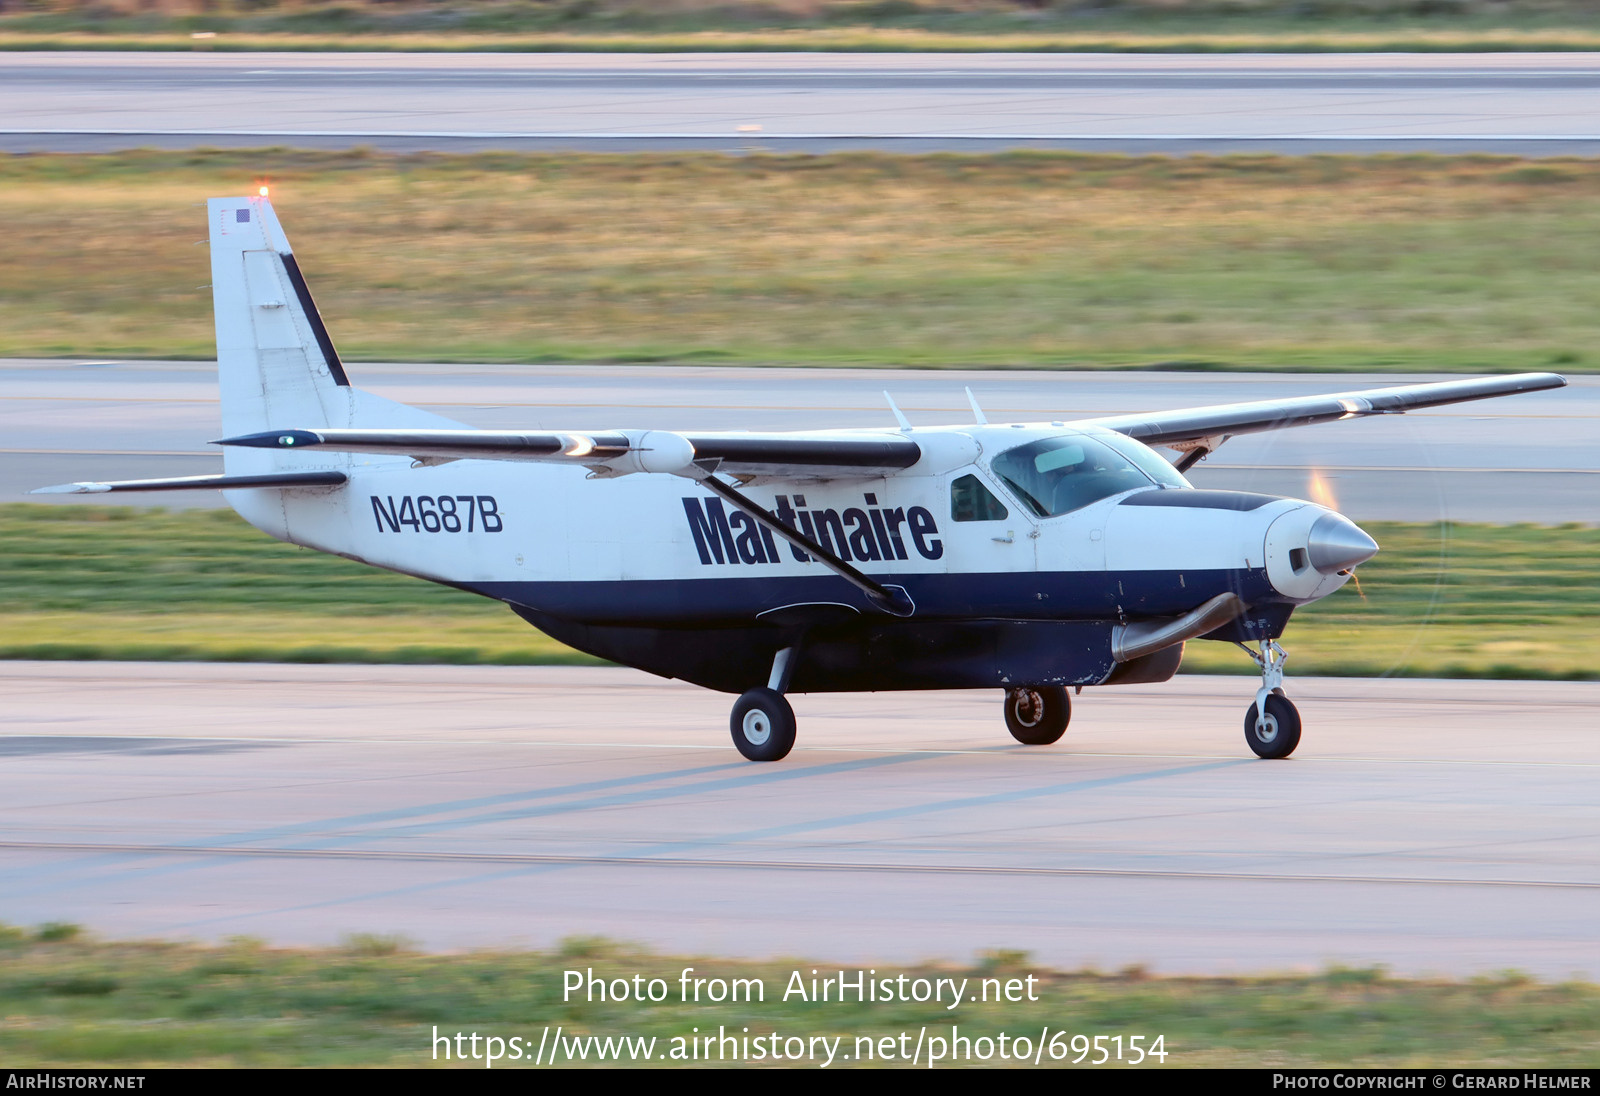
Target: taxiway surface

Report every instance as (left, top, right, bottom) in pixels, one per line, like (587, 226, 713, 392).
(3, 360, 1591, 522)
(1, 663, 1595, 975)
(9, 51, 1600, 154)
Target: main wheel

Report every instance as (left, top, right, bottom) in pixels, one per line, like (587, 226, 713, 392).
(1004, 686, 1070, 745)
(730, 687, 797, 762)
(1244, 693, 1302, 759)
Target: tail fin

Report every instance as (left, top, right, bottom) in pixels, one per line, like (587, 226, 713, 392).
(208, 195, 356, 441)
(207, 195, 464, 474)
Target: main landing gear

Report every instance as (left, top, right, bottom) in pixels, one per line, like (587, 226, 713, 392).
(1003, 685, 1072, 745)
(1238, 639, 1301, 759)
(730, 647, 798, 762)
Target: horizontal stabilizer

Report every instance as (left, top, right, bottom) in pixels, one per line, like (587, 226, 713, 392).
(31, 471, 348, 495)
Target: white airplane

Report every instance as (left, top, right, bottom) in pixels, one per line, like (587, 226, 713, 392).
(38, 195, 1568, 762)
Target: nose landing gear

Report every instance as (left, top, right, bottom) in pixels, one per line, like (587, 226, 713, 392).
(1237, 639, 1301, 759)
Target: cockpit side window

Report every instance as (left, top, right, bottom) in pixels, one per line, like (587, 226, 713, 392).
(1099, 432, 1193, 490)
(950, 473, 1009, 522)
(990, 435, 1160, 518)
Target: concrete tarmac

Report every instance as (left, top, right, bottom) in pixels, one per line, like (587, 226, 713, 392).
(1, 662, 1596, 975)
(10, 51, 1600, 154)
(3, 360, 1591, 522)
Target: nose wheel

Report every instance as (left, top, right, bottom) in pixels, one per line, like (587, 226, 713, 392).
(1244, 692, 1301, 759)
(1237, 639, 1301, 759)
(1004, 685, 1071, 745)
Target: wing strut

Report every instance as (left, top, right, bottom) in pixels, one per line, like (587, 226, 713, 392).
(692, 473, 915, 618)
(1171, 441, 1221, 474)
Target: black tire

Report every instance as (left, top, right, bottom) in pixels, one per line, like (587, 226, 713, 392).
(730, 687, 797, 762)
(1244, 693, 1302, 759)
(1004, 686, 1070, 745)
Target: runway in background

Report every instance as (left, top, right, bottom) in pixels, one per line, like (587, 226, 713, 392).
(9, 51, 1600, 154)
(3, 360, 1592, 522)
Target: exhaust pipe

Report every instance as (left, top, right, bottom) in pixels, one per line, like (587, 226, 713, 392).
(1112, 592, 1247, 663)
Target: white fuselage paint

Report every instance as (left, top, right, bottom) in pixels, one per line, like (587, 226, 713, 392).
(231, 422, 1344, 617)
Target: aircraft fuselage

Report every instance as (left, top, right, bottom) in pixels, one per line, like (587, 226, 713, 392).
(227, 423, 1354, 693)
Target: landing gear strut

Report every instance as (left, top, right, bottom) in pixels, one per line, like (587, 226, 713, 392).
(1237, 639, 1301, 759)
(1004, 685, 1071, 745)
(730, 646, 798, 762)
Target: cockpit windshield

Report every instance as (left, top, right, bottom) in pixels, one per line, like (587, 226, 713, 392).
(990, 434, 1188, 518)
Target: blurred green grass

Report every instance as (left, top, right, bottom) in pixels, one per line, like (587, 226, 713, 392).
(2, 504, 1595, 678)
(12, 0, 1600, 53)
(0, 929, 1595, 1067)
(6, 150, 1600, 371)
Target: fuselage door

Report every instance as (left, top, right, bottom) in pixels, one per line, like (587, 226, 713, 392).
(947, 469, 1037, 572)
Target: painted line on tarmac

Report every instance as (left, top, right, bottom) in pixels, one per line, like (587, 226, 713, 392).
(2, 840, 1594, 890)
(2, 397, 217, 405)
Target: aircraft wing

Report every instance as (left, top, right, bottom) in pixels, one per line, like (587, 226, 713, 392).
(216, 427, 922, 480)
(1086, 372, 1568, 448)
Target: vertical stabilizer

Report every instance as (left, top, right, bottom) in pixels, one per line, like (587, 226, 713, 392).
(208, 195, 354, 444)
(207, 195, 464, 466)
(206, 195, 465, 540)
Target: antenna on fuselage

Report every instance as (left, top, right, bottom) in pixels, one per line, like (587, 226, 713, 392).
(883, 391, 913, 431)
(965, 387, 988, 425)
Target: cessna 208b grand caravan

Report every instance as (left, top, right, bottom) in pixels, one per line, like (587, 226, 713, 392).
(39, 196, 1568, 761)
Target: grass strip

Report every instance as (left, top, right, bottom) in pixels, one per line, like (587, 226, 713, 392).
(2, 505, 1595, 679)
(0, 928, 1595, 1067)
(4, 149, 1600, 372)
(13, 0, 1600, 53)
(15, 28, 1600, 52)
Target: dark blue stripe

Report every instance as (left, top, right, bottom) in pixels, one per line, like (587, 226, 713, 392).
(471, 568, 1276, 626)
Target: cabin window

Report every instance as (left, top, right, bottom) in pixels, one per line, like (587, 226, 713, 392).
(991, 434, 1165, 518)
(950, 473, 1009, 522)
